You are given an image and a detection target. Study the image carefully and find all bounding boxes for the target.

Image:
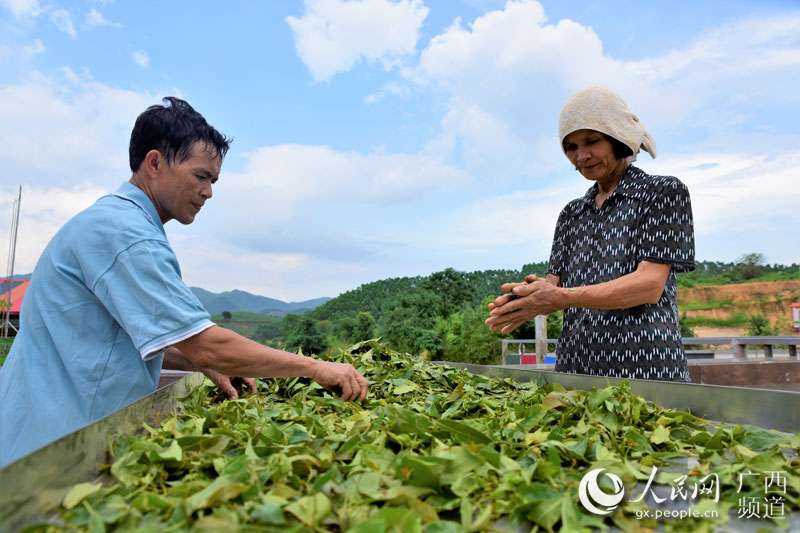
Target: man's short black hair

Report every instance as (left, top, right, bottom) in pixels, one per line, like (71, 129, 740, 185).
(602, 133, 634, 160)
(129, 97, 231, 173)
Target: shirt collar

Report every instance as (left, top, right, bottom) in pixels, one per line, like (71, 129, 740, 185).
(111, 181, 166, 236)
(574, 165, 647, 213)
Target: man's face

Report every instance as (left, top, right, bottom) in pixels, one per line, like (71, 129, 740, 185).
(152, 141, 222, 225)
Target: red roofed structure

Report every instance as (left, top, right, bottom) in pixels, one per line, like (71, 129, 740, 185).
(1, 278, 29, 335)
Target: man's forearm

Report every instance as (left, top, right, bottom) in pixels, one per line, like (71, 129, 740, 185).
(174, 326, 319, 379)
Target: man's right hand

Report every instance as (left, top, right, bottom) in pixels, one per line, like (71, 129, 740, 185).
(310, 360, 369, 402)
(177, 326, 370, 402)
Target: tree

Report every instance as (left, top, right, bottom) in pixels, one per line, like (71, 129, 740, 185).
(221, 310, 232, 321)
(419, 268, 476, 318)
(337, 316, 358, 341)
(353, 312, 377, 342)
(379, 291, 442, 356)
(254, 322, 280, 341)
(747, 314, 775, 336)
(438, 298, 506, 365)
(284, 315, 328, 355)
(735, 253, 766, 280)
(316, 320, 332, 335)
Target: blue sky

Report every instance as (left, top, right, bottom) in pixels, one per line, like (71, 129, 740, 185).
(1, 0, 799, 301)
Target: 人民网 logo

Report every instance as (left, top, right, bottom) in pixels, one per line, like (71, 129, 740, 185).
(578, 468, 625, 515)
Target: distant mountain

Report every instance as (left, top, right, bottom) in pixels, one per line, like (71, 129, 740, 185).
(190, 287, 330, 317)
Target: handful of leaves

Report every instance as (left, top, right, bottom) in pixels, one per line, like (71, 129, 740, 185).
(34, 341, 798, 532)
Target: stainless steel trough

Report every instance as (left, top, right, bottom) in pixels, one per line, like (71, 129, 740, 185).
(1, 366, 797, 532)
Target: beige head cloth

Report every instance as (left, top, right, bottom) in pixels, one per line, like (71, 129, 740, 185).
(558, 86, 656, 161)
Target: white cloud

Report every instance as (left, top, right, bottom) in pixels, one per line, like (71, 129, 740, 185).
(0, 70, 156, 190)
(620, 13, 800, 128)
(0, 184, 108, 275)
(418, 185, 575, 251)
(405, 1, 800, 180)
(0, 70, 156, 274)
(407, 147, 800, 269)
(647, 151, 800, 237)
(170, 236, 345, 301)
(2, 0, 40, 18)
(85, 8, 120, 28)
(410, 0, 621, 179)
(232, 143, 467, 212)
(364, 81, 410, 103)
(0, 67, 469, 287)
(132, 50, 149, 67)
(3, 1, 799, 299)
(287, 0, 429, 82)
(169, 142, 471, 269)
(50, 9, 77, 38)
(197, 144, 468, 247)
(23, 39, 45, 55)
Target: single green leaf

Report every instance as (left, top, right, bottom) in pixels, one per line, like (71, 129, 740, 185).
(186, 475, 250, 512)
(736, 425, 790, 450)
(437, 419, 491, 444)
(285, 492, 331, 528)
(156, 439, 183, 461)
(63, 482, 102, 510)
(650, 425, 670, 445)
(251, 502, 286, 525)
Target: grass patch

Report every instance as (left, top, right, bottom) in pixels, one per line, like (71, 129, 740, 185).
(212, 312, 283, 341)
(211, 311, 281, 323)
(681, 311, 750, 329)
(0, 337, 14, 366)
(677, 274, 739, 288)
(677, 269, 800, 288)
(678, 300, 735, 312)
(751, 270, 800, 282)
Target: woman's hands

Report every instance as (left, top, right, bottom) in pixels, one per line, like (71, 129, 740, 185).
(485, 261, 671, 334)
(485, 274, 565, 333)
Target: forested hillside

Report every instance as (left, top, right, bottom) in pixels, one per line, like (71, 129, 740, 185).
(4, 259, 796, 369)
(307, 262, 549, 323)
(250, 261, 557, 365)
(218, 257, 798, 366)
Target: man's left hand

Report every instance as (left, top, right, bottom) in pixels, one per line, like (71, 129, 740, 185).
(201, 367, 258, 400)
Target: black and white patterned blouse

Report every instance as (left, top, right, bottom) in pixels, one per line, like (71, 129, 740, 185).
(547, 165, 695, 382)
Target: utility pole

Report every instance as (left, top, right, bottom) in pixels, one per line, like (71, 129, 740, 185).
(3, 186, 21, 338)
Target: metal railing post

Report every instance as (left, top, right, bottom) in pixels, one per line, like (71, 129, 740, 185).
(535, 315, 546, 362)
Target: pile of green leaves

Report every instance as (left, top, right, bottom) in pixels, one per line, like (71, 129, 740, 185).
(31, 341, 799, 532)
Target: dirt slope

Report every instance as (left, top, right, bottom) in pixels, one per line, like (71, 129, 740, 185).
(678, 280, 800, 336)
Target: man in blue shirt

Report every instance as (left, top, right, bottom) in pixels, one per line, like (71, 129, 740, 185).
(0, 98, 369, 466)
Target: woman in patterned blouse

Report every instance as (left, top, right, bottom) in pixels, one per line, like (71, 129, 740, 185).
(485, 86, 695, 382)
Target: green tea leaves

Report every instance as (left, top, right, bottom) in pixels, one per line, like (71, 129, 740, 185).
(45, 340, 798, 531)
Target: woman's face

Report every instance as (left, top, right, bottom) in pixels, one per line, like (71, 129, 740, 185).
(562, 129, 626, 185)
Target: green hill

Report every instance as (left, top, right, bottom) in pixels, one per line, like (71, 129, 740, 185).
(307, 262, 549, 324)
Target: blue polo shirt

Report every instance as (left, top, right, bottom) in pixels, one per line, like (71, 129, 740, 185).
(0, 181, 213, 466)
